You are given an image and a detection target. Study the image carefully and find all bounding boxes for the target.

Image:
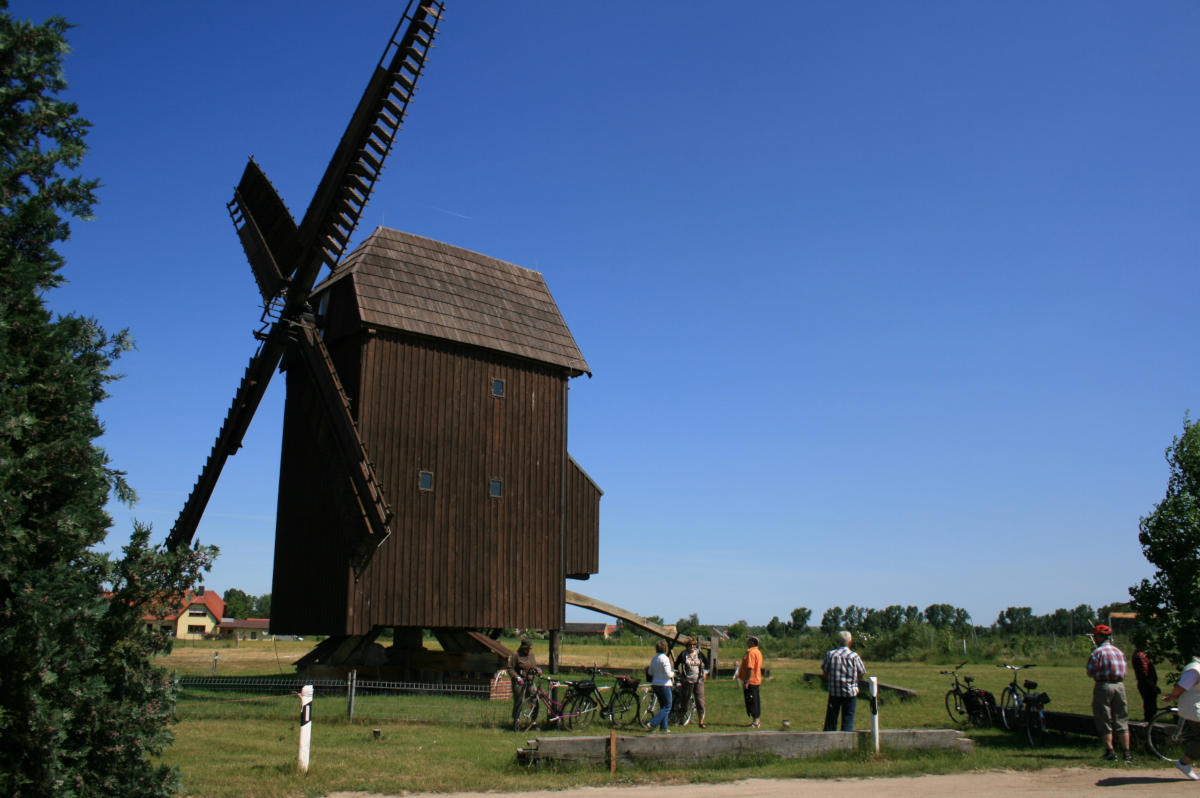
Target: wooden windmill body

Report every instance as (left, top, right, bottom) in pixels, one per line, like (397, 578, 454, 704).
(272, 228, 600, 638)
(168, 3, 602, 673)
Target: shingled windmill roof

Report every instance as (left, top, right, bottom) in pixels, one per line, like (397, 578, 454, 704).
(318, 228, 590, 376)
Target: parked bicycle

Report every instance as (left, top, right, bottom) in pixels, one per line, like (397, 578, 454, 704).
(941, 662, 996, 728)
(553, 667, 643, 731)
(637, 675, 695, 729)
(1146, 706, 1193, 762)
(512, 673, 594, 731)
(996, 663, 1052, 745)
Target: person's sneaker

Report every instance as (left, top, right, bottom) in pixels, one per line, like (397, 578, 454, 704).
(1123, 751, 1133, 764)
(1101, 751, 1118, 761)
(1176, 760, 1200, 780)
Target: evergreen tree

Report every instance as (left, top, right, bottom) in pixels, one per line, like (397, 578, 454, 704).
(1130, 416, 1200, 669)
(0, 6, 215, 795)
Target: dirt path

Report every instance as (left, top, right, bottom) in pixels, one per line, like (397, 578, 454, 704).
(328, 767, 1200, 798)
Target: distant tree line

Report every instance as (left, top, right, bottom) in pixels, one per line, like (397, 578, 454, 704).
(578, 600, 1144, 664)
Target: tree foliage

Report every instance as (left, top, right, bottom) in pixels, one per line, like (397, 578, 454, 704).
(222, 588, 254, 620)
(674, 612, 702, 638)
(0, 7, 214, 795)
(789, 607, 812, 632)
(819, 606, 843, 635)
(1130, 415, 1200, 670)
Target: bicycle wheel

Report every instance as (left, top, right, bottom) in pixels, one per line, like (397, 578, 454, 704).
(514, 694, 539, 732)
(563, 693, 599, 731)
(638, 690, 659, 728)
(945, 690, 967, 726)
(1026, 709, 1045, 747)
(610, 689, 640, 727)
(671, 694, 695, 727)
(970, 697, 993, 729)
(999, 687, 1017, 731)
(1147, 708, 1186, 762)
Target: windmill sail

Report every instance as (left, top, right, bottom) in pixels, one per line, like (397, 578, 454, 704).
(229, 159, 299, 301)
(291, 320, 392, 573)
(290, 1, 444, 301)
(166, 3, 443, 555)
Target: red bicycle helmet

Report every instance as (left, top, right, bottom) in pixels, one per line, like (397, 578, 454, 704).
(1093, 624, 1112, 636)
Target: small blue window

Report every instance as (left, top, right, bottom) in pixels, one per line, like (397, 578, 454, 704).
(489, 479, 503, 498)
(419, 471, 434, 492)
(492, 379, 505, 398)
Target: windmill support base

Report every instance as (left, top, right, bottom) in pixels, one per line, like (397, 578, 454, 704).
(293, 627, 517, 683)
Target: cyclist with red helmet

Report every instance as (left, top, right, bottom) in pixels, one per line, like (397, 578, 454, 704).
(1087, 623, 1131, 763)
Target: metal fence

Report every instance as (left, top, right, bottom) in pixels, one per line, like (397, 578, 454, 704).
(174, 672, 508, 727)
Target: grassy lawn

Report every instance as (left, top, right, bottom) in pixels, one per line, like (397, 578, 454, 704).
(158, 640, 1162, 797)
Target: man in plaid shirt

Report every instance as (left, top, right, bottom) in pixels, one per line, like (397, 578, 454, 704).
(821, 631, 866, 731)
(1086, 624, 1131, 762)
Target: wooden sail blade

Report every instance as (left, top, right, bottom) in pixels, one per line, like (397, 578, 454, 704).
(290, 319, 392, 573)
(166, 324, 289, 551)
(287, 1, 445, 306)
(229, 159, 300, 300)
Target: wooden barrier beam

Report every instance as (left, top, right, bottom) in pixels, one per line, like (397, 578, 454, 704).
(517, 729, 971, 767)
(802, 673, 919, 702)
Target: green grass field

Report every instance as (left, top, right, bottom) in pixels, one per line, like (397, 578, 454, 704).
(158, 640, 1170, 798)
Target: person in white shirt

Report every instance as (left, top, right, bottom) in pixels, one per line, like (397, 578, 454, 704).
(1163, 655, 1200, 781)
(646, 639, 675, 732)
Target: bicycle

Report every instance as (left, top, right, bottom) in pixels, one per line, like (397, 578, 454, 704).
(1146, 706, 1195, 762)
(513, 673, 600, 732)
(554, 668, 643, 731)
(997, 663, 1037, 730)
(637, 676, 696, 729)
(996, 663, 1051, 745)
(1022, 686, 1052, 746)
(941, 662, 995, 728)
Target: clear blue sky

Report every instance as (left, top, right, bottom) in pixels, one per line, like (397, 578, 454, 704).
(22, 1, 1199, 629)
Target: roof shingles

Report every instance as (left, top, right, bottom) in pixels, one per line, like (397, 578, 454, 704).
(319, 229, 590, 375)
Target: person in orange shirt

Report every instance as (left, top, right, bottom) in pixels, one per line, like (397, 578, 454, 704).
(736, 635, 764, 728)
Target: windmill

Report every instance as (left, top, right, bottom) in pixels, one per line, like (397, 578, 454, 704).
(167, 3, 605, 679)
(166, 2, 444, 572)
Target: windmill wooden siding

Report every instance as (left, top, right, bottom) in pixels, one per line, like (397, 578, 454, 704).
(565, 458, 602, 578)
(270, 229, 599, 635)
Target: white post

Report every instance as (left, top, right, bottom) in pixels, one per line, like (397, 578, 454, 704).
(869, 676, 879, 754)
(298, 685, 313, 773)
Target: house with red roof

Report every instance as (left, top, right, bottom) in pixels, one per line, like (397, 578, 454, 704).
(218, 618, 271, 641)
(142, 586, 226, 640)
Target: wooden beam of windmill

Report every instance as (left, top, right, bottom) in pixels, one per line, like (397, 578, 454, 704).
(166, 1, 444, 553)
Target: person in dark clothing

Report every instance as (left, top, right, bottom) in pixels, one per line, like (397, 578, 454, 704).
(1131, 640, 1160, 723)
(673, 638, 710, 728)
(507, 638, 541, 727)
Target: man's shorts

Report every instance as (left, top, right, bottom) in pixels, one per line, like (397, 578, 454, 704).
(1092, 681, 1129, 735)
